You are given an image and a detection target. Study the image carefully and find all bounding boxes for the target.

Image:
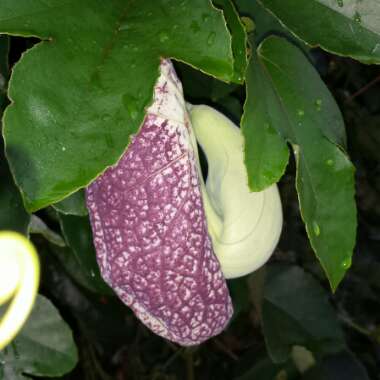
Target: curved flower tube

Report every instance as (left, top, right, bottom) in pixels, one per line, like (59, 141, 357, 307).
(0, 231, 40, 350)
(189, 105, 283, 279)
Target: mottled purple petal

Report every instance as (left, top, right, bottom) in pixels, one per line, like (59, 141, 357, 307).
(86, 60, 233, 346)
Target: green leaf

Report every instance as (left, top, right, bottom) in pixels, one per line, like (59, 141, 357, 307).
(29, 215, 66, 246)
(39, 248, 135, 352)
(303, 350, 370, 380)
(241, 37, 289, 191)
(0, 295, 78, 378)
(234, 0, 292, 43)
(58, 213, 112, 295)
(49, 245, 109, 296)
(228, 277, 250, 320)
(259, 0, 380, 64)
(261, 265, 346, 364)
(251, 36, 356, 289)
(0, 0, 245, 211)
(214, 0, 248, 82)
(234, 356, 298, 380)
(52, 189, 88, 216)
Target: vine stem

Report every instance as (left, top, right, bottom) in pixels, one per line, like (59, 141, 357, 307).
(185, 348, 195, 380)
(339, 315, 371, 337)
(346, 74, 380, 103)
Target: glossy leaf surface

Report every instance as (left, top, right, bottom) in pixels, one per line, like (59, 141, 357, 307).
(0, 0, 245, 211)
(259, 0, 380, 64)
(245, 36, 356, 289)
(241, 36, 289, 191)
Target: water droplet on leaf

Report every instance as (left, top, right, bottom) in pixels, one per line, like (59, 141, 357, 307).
(207, 32, 216, 46)
(202, 13, 210, 22)
(341, 256, 352, 269)
(354, 11, 361, 23)
(326, 159, 334, 166)
(336, 0, 343, 7)
(312, 221, 320, 236)
(297, 109, 305, 117)
(315, 99, 322, 111)
(159, 31, 169, 43)
(119, 23, 130, 31)
(241, 16, 255, 33)
(101, 114, 112, 122)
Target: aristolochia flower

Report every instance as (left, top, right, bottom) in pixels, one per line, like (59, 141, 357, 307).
(86, 59, 282, 346)
(86, 60, 233, 346)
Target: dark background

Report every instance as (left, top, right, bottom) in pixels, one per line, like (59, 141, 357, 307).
(3, 22, 380, 380)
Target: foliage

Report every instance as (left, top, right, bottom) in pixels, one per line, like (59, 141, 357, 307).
(0, 0, 379, 378)
(0, 296, 78, 379)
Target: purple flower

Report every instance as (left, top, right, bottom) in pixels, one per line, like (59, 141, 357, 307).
(86, 60, 233, 346)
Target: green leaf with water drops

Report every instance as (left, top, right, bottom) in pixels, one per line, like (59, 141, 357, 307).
(0, 0, 244, 212)
(252, 36, 356, 290)
(0, 295, 78, 378)
(261, 265, 346, 363)
(259, 0, 380, 64)
(241, 36, 289, 191)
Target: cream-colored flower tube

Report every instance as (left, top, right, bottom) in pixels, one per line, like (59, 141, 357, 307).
(0, 231, 40, 349)
(189, 105, 283, 279)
